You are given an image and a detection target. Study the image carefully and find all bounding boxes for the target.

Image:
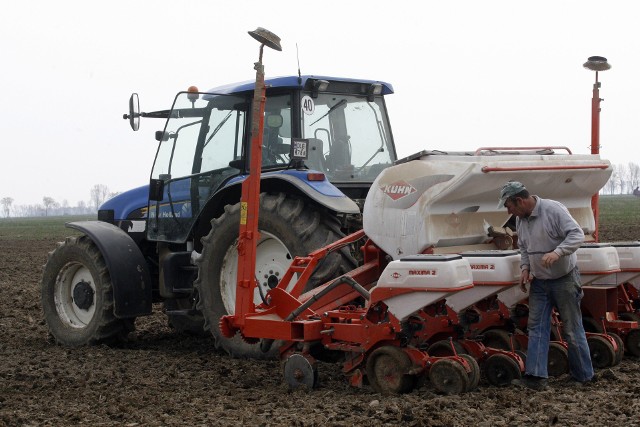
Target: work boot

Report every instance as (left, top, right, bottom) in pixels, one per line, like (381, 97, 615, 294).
(511, 374, 548, 391)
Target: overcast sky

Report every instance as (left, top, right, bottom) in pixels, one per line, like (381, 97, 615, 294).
(2, 1, 638, 207)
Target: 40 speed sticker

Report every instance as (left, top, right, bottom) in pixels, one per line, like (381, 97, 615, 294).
(301, 95, 315, 115)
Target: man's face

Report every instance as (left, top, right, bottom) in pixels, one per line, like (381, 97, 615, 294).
(504, 197, 527, 218)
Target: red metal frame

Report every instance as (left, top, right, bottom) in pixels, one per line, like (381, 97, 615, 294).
(581, 285, 639, 338)
(234, 45, 269, 323)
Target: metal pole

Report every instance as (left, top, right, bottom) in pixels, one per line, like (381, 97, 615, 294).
(591, 71, 601, 241)
(234, 28, 282, 323)
(583, 56, 610, 243)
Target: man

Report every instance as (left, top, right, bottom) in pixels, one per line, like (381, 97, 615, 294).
(497, 181, 595, 390)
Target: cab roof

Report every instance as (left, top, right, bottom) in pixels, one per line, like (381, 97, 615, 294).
(206, 75, 394, 95)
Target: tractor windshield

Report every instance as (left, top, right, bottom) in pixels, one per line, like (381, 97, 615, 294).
(301, 93, 395, 183)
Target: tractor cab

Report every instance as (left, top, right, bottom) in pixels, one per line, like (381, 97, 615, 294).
(111, 76, 398, 244)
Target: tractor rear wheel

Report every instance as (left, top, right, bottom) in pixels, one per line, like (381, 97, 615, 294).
(41, 236, 134, 346)
(195, 193, 355, 359)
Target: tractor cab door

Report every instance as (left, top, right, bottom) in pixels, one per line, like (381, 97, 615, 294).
(147, 91, 249, 243)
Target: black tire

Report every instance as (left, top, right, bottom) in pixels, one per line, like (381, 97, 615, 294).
(459, 354, 481, 391)
(429, 358, 470, 395)
(366, 346, 416, 394)
(195, 193, 355, 359)
(607, 332, 625, 365)
(547, 341, 569, 376)
(41, 236, 134, 347)
(588, 335, 617, 368)
(483, 353, 521, 387)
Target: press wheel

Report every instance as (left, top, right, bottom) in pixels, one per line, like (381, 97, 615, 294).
(366, 346, 416, 394)
(483, 353, 521, 387)
(607, 332, 625, 365)
(459, 354, 481, 391)
(547, 342, 569, 377)
(428, 358, 470, 395)
(588, 335, 616, 368)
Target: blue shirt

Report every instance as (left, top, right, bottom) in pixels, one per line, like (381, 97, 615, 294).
(516, 196, 584, 280)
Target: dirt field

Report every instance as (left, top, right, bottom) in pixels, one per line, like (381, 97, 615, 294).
(2, 216, 640, 426)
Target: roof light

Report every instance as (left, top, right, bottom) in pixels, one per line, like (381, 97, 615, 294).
(307, 172, 325, 181)
(311, 79, 329, 98)
(187, 86, 199, 104)
(367, 83, 383, 101)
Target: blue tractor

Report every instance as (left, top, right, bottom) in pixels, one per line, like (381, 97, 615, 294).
(41, 75, 397, 358)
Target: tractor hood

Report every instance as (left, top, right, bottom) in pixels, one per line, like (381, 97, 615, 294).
(100, 184, 148, 221)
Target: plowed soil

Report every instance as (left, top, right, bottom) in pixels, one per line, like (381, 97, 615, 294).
(2, 225, 640, 427)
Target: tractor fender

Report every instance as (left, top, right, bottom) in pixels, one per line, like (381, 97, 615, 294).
(262, 173, 360, 214)
(66, 221, 153, 318)
(221, 171, 360, 214)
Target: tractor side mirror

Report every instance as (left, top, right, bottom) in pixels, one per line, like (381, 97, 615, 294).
(124, 93, 141, 131)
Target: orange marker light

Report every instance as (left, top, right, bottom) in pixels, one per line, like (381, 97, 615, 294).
(307, 173, 325, 181)
(187, 86, 199, 103)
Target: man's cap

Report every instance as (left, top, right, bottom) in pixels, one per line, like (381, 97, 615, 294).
(498, 181, 527, 209)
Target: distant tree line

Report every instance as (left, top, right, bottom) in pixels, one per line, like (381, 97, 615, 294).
(602, 163, 640, 195)
(1, 184, 119, 218)
(1, 162, 637, 218)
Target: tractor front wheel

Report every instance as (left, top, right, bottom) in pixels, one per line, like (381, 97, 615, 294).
(41, 236, 134, 346)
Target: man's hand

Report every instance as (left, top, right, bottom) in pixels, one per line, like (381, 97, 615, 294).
(541, 251, 560, 268)
(519, 269, 531, 293)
